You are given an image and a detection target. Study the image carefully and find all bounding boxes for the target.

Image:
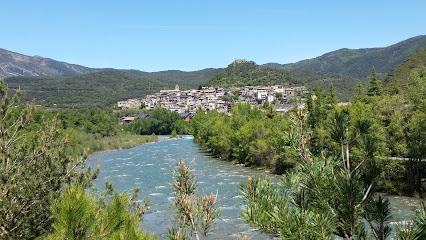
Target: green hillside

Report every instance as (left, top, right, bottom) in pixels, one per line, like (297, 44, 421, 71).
(383, 45, 426, 94)
(206, 60, 291, 87)
(5, 71, 170, 109)
(264, 35, 426, 80)
(289, 70, 358, 101)
(207, 61, 358, 101)
(126, 68, 222, 90)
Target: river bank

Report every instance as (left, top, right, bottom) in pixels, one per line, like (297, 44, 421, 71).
(87, 136, 423, 239)
(87, 134, 159, 155)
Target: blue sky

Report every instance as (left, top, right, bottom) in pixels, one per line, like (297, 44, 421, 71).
(1, 0, 425, 72)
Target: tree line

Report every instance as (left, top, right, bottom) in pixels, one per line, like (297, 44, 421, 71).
(192, 67, 426, 196)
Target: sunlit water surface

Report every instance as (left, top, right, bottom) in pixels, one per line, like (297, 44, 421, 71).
(87, 136, 422, 240)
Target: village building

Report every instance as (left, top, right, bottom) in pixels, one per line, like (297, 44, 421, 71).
(117, 84, 308, 115)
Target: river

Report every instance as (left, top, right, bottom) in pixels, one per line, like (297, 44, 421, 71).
(87, 135, 423, 240)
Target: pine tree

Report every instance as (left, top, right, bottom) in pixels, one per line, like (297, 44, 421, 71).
(324, 82, 339, 105)
(0, 78, 98, 239)
(368, 67, 383, 97)
(239, 109, 392, 240)
(352, 80, 365, 103)
(45, 184, 157, 240)
(387, 77, 400, 95)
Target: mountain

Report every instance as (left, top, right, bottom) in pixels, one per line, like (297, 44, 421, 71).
(1, 35, 424, 108)
(383, 45, 426, 94)
(5, 71, 170, 109)
(263, 35, 426, 80)
(0, 48, 108, 78)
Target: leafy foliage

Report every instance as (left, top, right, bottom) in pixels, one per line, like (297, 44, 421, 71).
(0, 78, 98, 239)
(191, 104, 294, 174)
(125, 108, 190, 135)
(239, 109, 392, 239)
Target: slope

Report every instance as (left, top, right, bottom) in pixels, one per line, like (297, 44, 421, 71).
(263, 35, 426, 80)
(0, 48, 105, 77)
(383, 45, 426, 94)
(5, 71, 170, 109)
(207, 60, 358, 101)
(125, 68, 222, 90)
(207, 60, 292, 87)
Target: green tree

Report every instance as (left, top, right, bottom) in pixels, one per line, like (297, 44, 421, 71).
(0, 78, 97, 239)
(324, 82, 339, 105)
(45, 184, 157, 240)
(170, 129, 178, 138)
(352, 80, 365, 103)
(396, 203, 426, 240)
(239, 109, 391, 240)
(367, 67, 383, 97)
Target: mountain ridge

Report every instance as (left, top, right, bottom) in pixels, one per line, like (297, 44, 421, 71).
(383, 45, 426, 94)
(0, 48, 107, 77)
(262, 35, 426, 80)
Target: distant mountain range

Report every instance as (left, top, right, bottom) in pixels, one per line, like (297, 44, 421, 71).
(0, 48, 106, 77)
(263, 35, 426, 80)
(1, 35, 425, 109)
(2, 35, 425, 81)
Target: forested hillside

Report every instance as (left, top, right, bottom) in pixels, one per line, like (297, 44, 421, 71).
(126, 68, 221, 90)
(383, 45, 426, 94)
(4, 68, 222, 109)
(263, 35, 426, 80)
(207, 61, 359, 101)
(5, 71, 170, 109)
(207, 60, 291, 87)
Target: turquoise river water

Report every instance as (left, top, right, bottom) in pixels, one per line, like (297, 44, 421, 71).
(87, 135, 423, 240)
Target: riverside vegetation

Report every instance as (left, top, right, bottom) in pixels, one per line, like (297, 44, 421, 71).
(0, 62, 425, 239)
(192, 66, 426, 197)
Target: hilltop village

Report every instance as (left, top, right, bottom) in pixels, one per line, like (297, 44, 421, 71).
(117, 84, 309, 115)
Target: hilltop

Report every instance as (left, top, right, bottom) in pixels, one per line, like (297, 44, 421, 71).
(207, 60, 358, 100)
(207, 60, 291, 87)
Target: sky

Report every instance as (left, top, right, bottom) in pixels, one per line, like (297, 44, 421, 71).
(1, 0, 425, 72)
